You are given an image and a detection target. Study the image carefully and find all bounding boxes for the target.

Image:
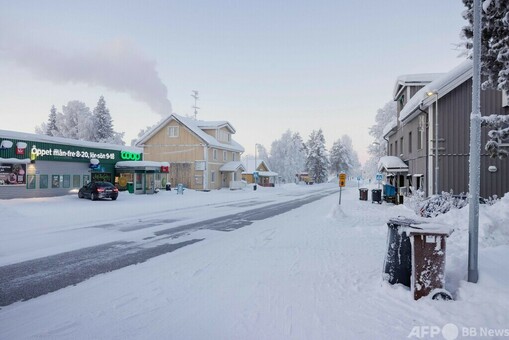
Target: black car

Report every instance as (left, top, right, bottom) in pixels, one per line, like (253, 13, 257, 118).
(78, 181, 118, 201)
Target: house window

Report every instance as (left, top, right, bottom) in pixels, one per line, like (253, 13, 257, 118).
(503, 91, 508, 107)
(400, 137, 403, 155)
(211, 171, 216, 183)
(213, 149, 218, 160)
(390, 143, 393, 156)
(232, 153, 236, 161)
(408, 132, 412, 153)
(168, 126, 179, 138)
(223, 151, 227, 161)
(394, 141, 398, 156)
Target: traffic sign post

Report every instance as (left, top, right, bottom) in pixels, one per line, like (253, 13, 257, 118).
(339, 173, 346, 205)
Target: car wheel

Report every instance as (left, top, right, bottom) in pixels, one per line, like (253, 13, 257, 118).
(78, 192, 83, 199)
(91, 193, 98, 201)
(111, 196, 117, 201)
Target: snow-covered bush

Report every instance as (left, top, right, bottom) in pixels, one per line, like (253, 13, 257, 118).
(417, 192, 468, 218)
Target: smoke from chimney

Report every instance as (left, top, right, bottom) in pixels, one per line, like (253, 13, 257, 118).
(3, 36, 172, 116)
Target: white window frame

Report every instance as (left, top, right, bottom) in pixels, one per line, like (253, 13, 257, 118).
(213, 149, 217, 160)
(502, 91, 508, 107)
(168, 126, 179, 138)
(223, 150, 227, 161)
(211, 171, 216, 183)
(232, 152, 236, 161)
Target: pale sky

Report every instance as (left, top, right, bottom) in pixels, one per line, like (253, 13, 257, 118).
(0, 0, 467, 163)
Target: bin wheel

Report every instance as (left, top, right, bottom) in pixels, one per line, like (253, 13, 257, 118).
(431, 290, 453, 301)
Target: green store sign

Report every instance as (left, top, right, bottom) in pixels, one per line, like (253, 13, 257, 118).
(120, 151, 141, 161)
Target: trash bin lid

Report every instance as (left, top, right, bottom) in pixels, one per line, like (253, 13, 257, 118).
(387, 216, 453, 236)
(410, 224, 454, 236)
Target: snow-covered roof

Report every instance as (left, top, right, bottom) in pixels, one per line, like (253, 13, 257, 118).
(393, 73, 444, 99)
(399, 60, 473, 124)
(0, 130, 141, 153)
(243, 159, 271, 173)
(382, 117, 398, 138)
(135, 114, 244, 153)
(0, 158, 31, 164)
(256, 171, 278, 177)
(115, 161, 169, 169)
(219, 161, 245, 172)
(378, 156, 408, 173)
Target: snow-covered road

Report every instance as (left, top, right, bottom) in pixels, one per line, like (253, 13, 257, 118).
(0, 182, 508, 339)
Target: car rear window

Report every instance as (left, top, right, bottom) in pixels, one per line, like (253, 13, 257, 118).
(96, 182, 114, 188)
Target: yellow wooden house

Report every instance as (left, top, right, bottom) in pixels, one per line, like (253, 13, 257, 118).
(135, 114, 245, 190)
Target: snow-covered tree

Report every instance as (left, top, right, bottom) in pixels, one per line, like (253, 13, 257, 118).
(462, 0, 509, 158)
(363, 101, 397, 177)
(305, 129, 329, 183)
(462, 0, 509, 95)
(92, 96, 114, 142)
(256, 144, 270, 165)
(329, 139, 349, 175)
(481, 113, 509, 158)
(269, 130, 307, 183)
(57, 100, 95, 141)
(46, 105, 59, 136)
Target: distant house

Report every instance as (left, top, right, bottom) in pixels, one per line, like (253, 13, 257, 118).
(383, 60, 509, 198)
(242, 160, 278, 187)
(136, 114, 245, 190)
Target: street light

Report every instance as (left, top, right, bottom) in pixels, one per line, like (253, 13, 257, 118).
(427, 90, 439, 195)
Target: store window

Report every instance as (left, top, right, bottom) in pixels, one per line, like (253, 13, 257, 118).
(73, 175, 81, 188)
(83, 175, 90, 185)
(27, 175, 36, 189)
(0, 163, 26, 185)
(40, 175, 48, 189)
(52, 175, 60, 188)
(63, 175, 71, 188)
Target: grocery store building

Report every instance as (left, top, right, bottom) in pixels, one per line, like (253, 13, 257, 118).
(0, 130, 168, 199)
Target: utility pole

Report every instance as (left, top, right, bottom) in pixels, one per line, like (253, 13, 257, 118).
(191, 90, 200, 120)
(468, 0, 482, 283)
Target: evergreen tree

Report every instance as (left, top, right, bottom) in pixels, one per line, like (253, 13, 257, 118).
(329, 139, 349, 175)
(305, 129, 329, 183)
(46, 105, 59, 136)
(92, 96, 114, 142)
(462, 0, 509, 95)
(462, 1, 509, 158)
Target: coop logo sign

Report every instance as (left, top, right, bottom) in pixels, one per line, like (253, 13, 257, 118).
(120, 151, 141, 161)
(30, 145, 116, 160)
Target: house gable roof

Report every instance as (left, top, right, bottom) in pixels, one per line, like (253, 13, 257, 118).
(399, 60, 473, 125)
(393, 73, 444, 100)
(135, 114, 244, 153)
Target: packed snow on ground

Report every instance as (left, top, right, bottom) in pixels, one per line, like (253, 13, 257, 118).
(0, 181, 508, 339)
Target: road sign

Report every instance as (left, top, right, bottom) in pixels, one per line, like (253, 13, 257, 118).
(339, 173, 346, 187)
(376, 173, 383, 181)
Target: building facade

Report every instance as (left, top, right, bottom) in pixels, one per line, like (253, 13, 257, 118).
(0, 130, 149, 199)
(136, 114, 245, 190)
(384, 61, 509, 198)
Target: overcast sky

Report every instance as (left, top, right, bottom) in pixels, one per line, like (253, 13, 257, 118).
(0, 0, 467, 163)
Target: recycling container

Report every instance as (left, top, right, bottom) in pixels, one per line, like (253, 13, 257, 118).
(127, 182, 134, 194)
(410, 226, 453, 300)
(359, 188, 368, 201)
(371, 189, 382, 204)
(383, 217, 423, 287)
(176, 183, 184, 195)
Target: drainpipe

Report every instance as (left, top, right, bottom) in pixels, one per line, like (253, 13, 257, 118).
(418, 102, 430, 196)
(203, 145, 209, 190)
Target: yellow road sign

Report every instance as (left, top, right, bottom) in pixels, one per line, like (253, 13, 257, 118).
(339, 173, 346, 187)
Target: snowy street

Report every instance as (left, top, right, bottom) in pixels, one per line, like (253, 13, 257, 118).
(1, 182, 508, 339)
